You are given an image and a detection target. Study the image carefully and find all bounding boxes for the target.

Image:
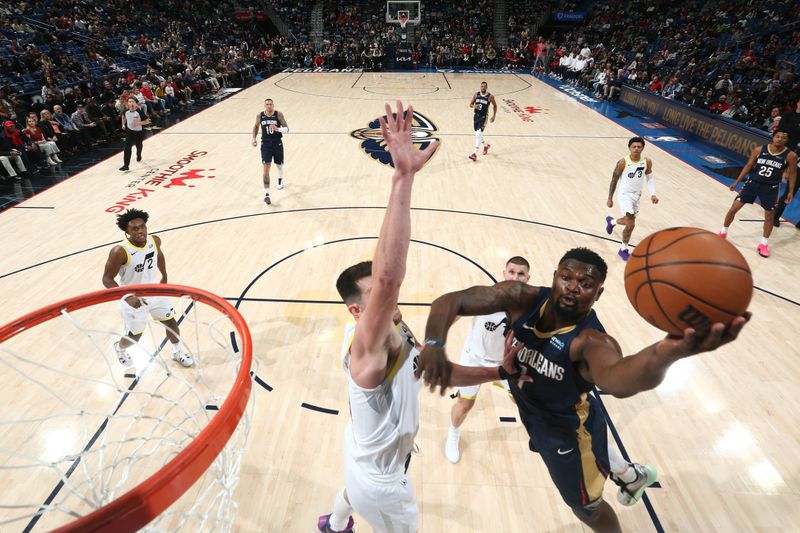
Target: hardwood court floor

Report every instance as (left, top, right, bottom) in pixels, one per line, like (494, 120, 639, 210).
(0, 72, 798, 532)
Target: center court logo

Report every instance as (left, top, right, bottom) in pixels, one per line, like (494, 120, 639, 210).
(351, 111, 440, 167)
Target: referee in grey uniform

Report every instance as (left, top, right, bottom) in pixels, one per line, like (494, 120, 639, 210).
(119, 96, 150, 171)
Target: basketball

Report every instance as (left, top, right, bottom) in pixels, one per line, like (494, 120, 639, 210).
(623, 227, 753, 336)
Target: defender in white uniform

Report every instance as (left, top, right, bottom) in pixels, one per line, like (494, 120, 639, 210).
(318, 102, 525, 533)
(101, 208, 193, 368)
(605, 136, 658, 261)
(445, 256, 531, 463)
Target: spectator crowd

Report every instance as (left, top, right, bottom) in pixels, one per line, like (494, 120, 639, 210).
(2, 0, 799, 182)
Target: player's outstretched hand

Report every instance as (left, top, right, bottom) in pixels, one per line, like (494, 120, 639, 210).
(416, 344, 452, 395)
(379, 101, 438, 176)
(655, 312, 751, 360)
(502, 330, 532, 383)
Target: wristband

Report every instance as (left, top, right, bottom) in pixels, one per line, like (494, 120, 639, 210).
(498, 365, 523, 380)
(424, 338, 445, 349)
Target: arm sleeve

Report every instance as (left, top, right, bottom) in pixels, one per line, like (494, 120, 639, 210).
(646, 172, 656, 195)
(278, 126, 289, 134)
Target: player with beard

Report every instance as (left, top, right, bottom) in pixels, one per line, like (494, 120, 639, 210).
(417, 247, 749, 532)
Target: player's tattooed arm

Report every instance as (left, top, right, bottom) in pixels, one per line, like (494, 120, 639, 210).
(607, 159, 624, 206)
(469, 93, 477, 109)
(490, 94, 497, 121)
(251, 113, 260, 145)
(277, 111, 289, 134)
(418, 282, 539, 394)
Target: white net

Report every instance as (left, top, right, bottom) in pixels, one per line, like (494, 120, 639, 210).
(0, 287, 253, 532)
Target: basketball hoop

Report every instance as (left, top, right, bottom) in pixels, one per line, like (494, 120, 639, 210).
(0, 284, 253, 532)
(398, 9, 409, 29)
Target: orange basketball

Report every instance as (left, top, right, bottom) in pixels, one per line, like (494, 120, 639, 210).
(623, 227, 753, 336)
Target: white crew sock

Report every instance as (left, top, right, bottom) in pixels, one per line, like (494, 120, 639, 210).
(761, 236, 769, 245)
(329, 488, 353, 531)
(608, 446, 637, 483)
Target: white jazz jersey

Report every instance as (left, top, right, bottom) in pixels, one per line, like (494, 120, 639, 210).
(617, 155, 648, 195)
(117, 235, 159, 286)
(463, 311, 508, 364)
(341, 321, 422, 482)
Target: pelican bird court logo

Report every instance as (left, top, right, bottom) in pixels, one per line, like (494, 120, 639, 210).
(351, 110, 440, 167)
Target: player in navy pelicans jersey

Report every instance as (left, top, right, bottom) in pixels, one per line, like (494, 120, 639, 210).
(468, 81, 497, 161)
(720, 129, 797, 257)
(251, 98, 289, 205)
(419, 247, 749, 532)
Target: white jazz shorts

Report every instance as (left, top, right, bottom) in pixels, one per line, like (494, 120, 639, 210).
(119, 296, 176, 335)
(617, 191, 641, 216)
(343, 449, 418, 533)
(456, 349, 510, 400)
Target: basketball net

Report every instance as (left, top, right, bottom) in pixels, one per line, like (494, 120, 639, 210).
(0, 285, 254, 532)
(399, 15, 408, 30)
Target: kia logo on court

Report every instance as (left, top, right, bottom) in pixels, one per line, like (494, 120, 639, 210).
(351, 111, 440, 167)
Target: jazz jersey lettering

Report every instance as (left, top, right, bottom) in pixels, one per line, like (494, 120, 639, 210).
(617, 155, 647, 195)
(118, 235, 159, 286)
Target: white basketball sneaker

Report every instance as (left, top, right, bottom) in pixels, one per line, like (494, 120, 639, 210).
(277, 178, 284, 190)
(114, 341, 133, 368)
(172, 348, 194, 367)
(445, 427, 461, 464)
(613, 463, 657, 506)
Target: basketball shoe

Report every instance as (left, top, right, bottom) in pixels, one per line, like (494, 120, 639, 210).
(483, 144, 491, 155)
(317, 514, 355, 533)
(611, 463, 657, 506)
(468, 153, 477, 161)
(445, 426, 461, 463)
(717, 231, 727, 239)
(618, 248, 630, 261)
(264, 193, 271, 205)
(757, 243, 770, 257)
(605, 216, 616, 235)
(172, 348, 194, 367)
(114, 341, 133, 368)
(277, 178, 284, 190)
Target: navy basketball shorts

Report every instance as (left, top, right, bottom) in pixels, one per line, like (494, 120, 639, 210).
(737, 179, 779, 211)
(473, 114, 487, 132)
(260, 141, 284, 165)
(520, 395, 610, 515)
